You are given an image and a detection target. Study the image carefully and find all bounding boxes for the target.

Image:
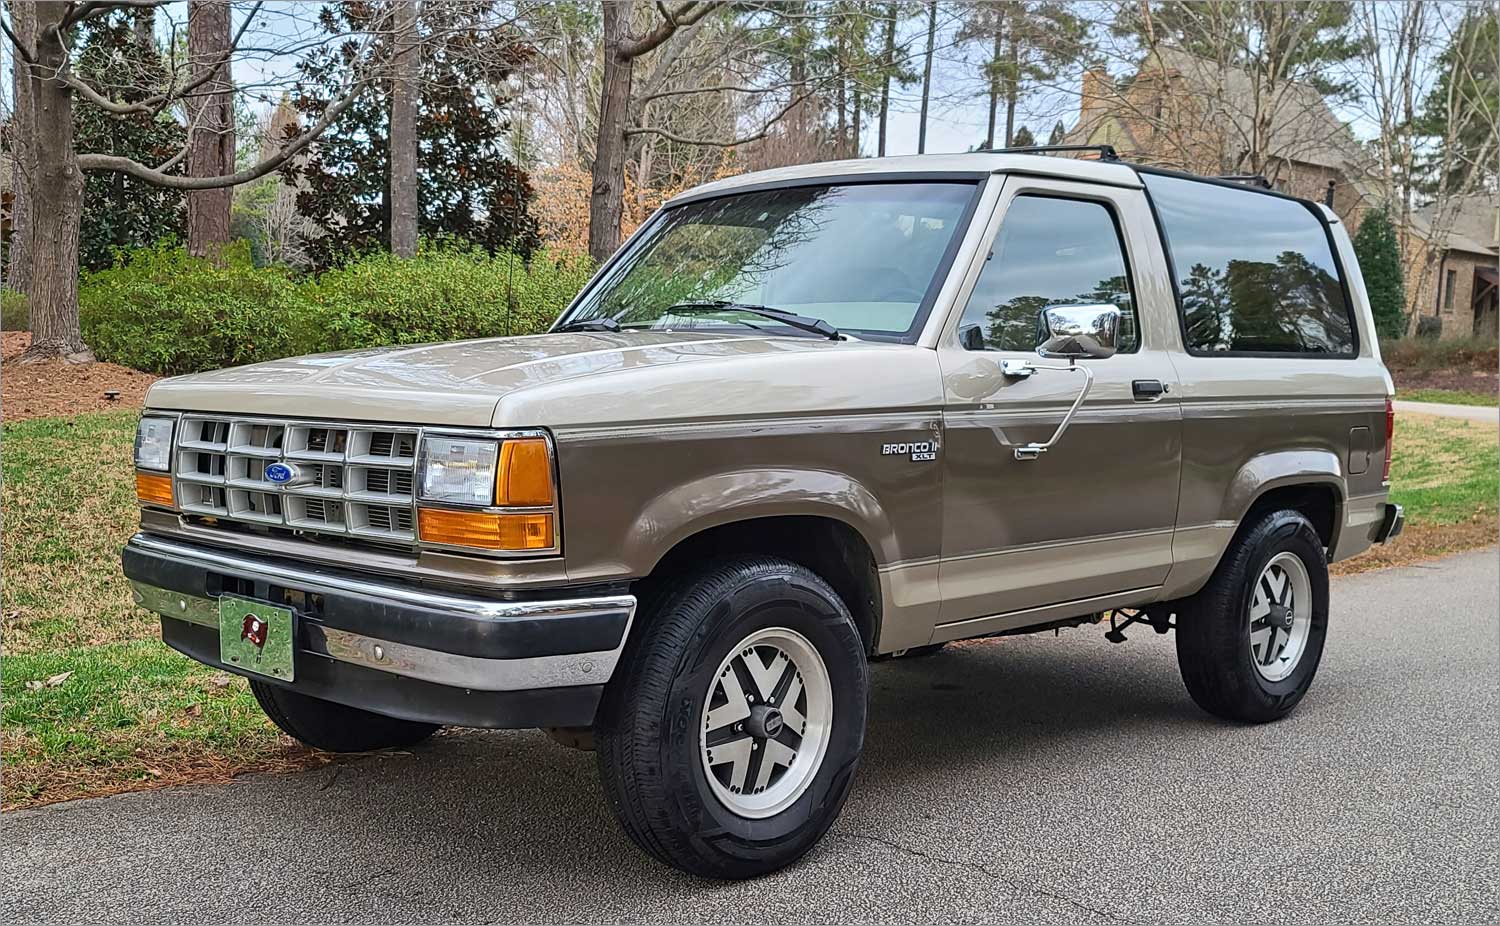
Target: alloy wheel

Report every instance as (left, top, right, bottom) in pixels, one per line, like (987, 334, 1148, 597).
(699, 626, 833, 819)
(1248, 551, 1313, 682)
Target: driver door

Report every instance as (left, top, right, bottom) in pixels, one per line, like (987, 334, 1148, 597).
(934, 177, 1183, 637)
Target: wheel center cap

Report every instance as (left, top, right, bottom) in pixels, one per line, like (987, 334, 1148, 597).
(746, 704, 784, 739)
(1268, 602, 1294, 630)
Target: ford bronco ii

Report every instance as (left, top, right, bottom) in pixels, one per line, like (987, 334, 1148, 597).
(124, 149, 1402, 879)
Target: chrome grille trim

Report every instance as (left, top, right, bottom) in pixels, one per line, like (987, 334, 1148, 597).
(175, 415, 420, 544)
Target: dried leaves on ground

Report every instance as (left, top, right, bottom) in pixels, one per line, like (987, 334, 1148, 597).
(2, 332, 157, 422)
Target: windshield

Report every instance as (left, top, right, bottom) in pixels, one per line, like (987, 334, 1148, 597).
(561, 181, 978, 341)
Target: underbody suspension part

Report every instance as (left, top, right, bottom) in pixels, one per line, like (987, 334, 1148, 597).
(1103, 606, 1176, 643)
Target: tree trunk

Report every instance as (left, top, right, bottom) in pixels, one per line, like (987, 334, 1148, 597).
(388, 0, 419, 258)
(589, 1, 634, 264)
(918, 0, 936, 154)
(6, 0, 34, 298)
(851, 85, 862, 158)
(985, 23, 1000, 148)
(18, 1, 90, 363)
(878, 3, 896, 156)
(186, 0, 234, 258)
(133, 6, 155, 49)
(1003, 33, 1018, 147)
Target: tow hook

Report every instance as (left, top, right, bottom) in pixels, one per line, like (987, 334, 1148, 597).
(1104, 606, 1176, 643)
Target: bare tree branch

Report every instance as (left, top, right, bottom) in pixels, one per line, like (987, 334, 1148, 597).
(77, 70, 366, 189)
(58, 1, 263, 119)
(624, 90, 812, 146)
(621, 1, 718, 60)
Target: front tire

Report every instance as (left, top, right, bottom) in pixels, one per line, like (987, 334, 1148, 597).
(1176, 509, 1329, 723)
(595, 557, 868, 879)
(250, 681, 440, 752)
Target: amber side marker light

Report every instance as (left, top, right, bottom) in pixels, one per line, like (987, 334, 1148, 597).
(419, 508, 555, 551)
(496, 438, 554, 506)
(136, 472, 175, 507)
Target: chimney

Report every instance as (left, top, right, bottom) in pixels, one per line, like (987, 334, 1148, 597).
(1080, 68, 1112, 120)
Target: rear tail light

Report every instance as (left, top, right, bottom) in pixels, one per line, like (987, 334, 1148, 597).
(1382, 397, 1394, 482)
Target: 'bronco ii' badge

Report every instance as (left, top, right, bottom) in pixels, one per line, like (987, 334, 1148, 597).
(881, 441, 938, 462)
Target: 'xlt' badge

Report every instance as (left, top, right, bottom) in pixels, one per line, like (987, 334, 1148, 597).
(881, 441, 938, 462)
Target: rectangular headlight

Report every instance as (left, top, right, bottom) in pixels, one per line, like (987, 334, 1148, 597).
(134, 416, 175, 472)
(418, 437, 499, 507)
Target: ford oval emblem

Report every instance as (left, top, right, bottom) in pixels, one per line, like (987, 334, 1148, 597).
(264, 462, 297, 485)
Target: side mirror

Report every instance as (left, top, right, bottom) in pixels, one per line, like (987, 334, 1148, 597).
(1037, 304, 1121, 360)
(958, 324, 986, 351)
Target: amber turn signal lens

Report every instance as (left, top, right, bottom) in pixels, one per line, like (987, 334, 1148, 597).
(136, 472, 175, 507)
(419, 508, 555, 551)
(496, 438, 554, 507)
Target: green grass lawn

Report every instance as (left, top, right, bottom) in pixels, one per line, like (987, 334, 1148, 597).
(1400, 388, 1499, 408)
(2, 408, 1495, 808)
(1387, 414, 1499, 526)
(2, 411, 305, 809)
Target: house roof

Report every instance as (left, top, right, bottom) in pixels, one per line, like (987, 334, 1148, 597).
(1067, 46, 1367, 174)
(1412, 194, 1500, 257)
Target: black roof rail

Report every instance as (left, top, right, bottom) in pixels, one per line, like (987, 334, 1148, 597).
(1217, 174, 1272, 189)
(975, 144, 1121, 162)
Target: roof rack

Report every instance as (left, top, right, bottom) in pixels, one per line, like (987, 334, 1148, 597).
(975, 144, 1121, 162)
(1217, 174, 1272, 189)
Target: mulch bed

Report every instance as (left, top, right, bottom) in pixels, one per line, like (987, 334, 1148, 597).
(2, 332, 158, 422)
(1392, 367, 1498, 396)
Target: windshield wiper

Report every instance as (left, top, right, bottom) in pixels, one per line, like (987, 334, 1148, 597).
(555, 317, 621, 333)
(666, 301, 841, 340)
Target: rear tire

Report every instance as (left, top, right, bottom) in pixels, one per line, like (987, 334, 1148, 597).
(250, 681, 439, 752)
(595, 557, 868, 879)
(1176, 509, 1329, 724)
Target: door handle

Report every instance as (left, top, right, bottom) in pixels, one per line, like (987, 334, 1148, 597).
(1132, 379, 1167, 401)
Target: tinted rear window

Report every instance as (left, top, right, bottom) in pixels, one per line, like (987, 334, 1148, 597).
(1144, 174, 1356, 356)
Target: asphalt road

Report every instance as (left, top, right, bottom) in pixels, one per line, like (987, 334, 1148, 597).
(6, 550, 1497, 924)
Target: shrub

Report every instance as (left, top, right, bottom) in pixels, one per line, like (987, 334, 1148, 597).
(77, 242, 596, 374)
(1381, 333, 1499, 373)
(300, 244, 593, 353)
(2, 289, 28, 331)
(80, 242, 304, 375)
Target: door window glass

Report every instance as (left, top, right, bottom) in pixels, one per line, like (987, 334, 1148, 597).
(957, 195, 1138, 352)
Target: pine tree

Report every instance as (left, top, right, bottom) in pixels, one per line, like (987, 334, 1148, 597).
(1352, 207, 1406, 340)
(1011, 126, 1036, 148)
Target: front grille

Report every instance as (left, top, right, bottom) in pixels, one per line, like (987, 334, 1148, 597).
(175, 415, 419, 544)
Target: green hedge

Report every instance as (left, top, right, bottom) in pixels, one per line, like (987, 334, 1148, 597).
(1, 288, 27, 331)
(79, 242, 594, 375)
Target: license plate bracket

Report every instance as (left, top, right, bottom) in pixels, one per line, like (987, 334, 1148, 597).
(219, 596, 296, 682)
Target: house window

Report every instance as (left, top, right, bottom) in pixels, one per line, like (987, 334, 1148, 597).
(1443, 268, 1457, 313)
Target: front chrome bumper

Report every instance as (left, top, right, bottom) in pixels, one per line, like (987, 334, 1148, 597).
(123, 533, 637, 728)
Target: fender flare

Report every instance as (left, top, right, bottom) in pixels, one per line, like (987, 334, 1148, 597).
(1219, 449, 1346, 546)
(626, 467, 897, 575)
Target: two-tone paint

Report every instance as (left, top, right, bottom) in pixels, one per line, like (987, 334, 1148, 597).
(138, 152, 1394, 656)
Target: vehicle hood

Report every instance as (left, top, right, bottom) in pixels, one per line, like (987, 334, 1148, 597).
(145, 331, 941, 428)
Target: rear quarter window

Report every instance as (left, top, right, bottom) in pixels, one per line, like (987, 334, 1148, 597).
(1144, 174, 1357, 357)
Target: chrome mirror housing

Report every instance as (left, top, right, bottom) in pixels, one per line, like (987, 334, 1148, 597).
(1037, 304, 1121, 360)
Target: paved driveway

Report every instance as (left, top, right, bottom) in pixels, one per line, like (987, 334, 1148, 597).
(5, 550, 1497, 924)
(1393, 399, 1499, 425)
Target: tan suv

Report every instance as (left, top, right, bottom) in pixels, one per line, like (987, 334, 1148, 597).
(123, 150, 1402, 878)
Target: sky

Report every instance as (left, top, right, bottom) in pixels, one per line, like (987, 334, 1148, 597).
(3, 1, 1454, 164)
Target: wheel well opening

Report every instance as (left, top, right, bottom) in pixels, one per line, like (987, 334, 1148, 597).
(1244, 483, 1340, 549)
(638, 517, 882, 654)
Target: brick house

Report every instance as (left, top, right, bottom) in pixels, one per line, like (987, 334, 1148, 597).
(1063, 46, 1499, 340)
(1405, 196, 1499, 339)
